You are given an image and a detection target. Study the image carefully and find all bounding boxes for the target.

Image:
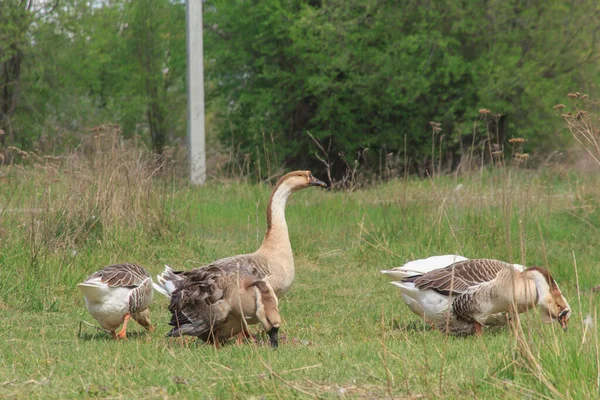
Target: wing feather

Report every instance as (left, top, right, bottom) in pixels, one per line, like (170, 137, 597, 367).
(84, 263, 151, 288)
(167, 263, 256, 338)
(412, 259, 513, 295)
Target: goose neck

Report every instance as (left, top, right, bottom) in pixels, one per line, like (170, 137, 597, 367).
(512, 275, 539, 312)
(260, 182, 293, 251)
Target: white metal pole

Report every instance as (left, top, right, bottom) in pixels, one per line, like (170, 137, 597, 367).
(187, 0, 206, 185)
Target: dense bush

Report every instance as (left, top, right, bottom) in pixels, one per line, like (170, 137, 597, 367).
(204, 0, 600, 176)
(1, 0, 599, 177)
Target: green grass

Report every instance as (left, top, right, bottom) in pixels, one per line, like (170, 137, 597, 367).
(1, 163, 600, 398)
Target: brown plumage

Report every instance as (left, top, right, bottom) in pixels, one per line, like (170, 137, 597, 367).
(412, 259, 512, 296)
(84, 263, 151, 288)
(162, 264, 281, 347)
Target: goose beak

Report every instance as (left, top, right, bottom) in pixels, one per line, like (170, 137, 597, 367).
(558, 310, 570, 332)
(308, 175, 327, 188)
(267, 327, 279, 349)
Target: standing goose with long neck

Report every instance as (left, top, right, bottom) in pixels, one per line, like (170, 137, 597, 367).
(154, 171, 327, 344)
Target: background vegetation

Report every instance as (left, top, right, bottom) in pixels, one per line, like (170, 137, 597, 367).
(1, 0, 599, 178)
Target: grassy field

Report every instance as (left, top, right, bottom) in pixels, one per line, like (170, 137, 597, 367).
(1, 150, 600, 398)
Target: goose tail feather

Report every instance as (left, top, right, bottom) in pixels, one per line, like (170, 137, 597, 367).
(153, 265, 181, 298)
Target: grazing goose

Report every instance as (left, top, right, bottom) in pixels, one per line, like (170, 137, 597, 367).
(154, 265, 281, 348)
(78, 263, 154, 339)
(387, 258, 571, 336)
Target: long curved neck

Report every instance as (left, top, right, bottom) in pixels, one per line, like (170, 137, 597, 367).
(258, 182, 293, 255)
(512, 273, 539, 313)
(486, 269, 537, 315)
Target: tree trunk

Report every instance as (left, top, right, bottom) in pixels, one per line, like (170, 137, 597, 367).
(147, 101, 166, 155)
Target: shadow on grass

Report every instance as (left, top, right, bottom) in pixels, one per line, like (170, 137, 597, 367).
(392, 318, 434, 332)
(78, 328, 151, 341)
(392, 318, 510, 337)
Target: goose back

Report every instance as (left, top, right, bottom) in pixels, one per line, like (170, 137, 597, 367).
(412, 259, 515, 296)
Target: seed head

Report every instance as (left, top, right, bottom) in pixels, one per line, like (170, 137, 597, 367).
(508, 138, 526, 144)
(429, 121, 442, 133)
(553, 104, 565, 110)
(567, 93, 578, 99)
(479, 108, 491, 115)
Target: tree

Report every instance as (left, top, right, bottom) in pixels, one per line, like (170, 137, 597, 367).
(0, 0, 58, 147)
(204, 0, 600, 178)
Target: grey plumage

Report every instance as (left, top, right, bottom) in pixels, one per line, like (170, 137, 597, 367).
(412, 259, 513, 296)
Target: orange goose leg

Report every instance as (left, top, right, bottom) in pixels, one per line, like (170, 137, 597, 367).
(116, 314, 131, 339)
(474, 321, 483, 336)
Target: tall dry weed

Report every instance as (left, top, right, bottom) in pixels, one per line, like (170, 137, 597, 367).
(558, 93, 600, 167)
(3, 124, 181, 255)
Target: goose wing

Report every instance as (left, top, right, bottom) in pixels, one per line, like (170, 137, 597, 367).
(381, 255, 468, 280)
(412, 259, 513, 296)
(84, 263, 151, 288)
(207, 254, 271, 278)
(167, 265, 254, 338)
(178, 253, 270, 281)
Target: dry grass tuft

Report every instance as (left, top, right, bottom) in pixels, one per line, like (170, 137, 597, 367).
(2, 124, 180, 253)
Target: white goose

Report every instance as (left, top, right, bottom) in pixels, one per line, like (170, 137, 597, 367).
(78, 263, 154, 339)
(154, 170, 326, 342)
(383, 257, 571, 336)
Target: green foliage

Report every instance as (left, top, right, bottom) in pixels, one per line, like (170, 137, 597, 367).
(1, 0, 187, 153)
(1, 0, 599, 174)
(205, 0, 600, 176)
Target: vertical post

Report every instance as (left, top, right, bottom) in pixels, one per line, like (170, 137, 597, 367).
(187, 0, 206, 185)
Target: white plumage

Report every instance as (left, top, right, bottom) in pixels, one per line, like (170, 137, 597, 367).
(78, 263, 154, 339)
(381, 255, 468, 318)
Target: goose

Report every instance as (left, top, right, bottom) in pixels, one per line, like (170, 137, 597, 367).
(385, 258, 571, 336)
(153, 170, 326, 343)
(154, 265, 281, 348)
(78, 263, 154, 339)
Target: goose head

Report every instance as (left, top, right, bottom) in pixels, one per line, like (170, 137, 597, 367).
(252, 280, 282, 348)
(133, 309, 153, 331)
(525, 267, 571, 331)
(277, 171, 327, 193)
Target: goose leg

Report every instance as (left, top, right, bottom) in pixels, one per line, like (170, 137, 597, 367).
(116, 313, 131, 339)
(111, 330, 118, 340)
(474, 321, 483, 336)
(241, 325, 252, 338)
(236, 332, 244, 345)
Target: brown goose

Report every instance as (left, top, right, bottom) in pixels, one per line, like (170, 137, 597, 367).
(158, 265, 281, 347)
(153, 170, 326, 344)
(77, 263, 154, 339)
(389, 258, 571, 336)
